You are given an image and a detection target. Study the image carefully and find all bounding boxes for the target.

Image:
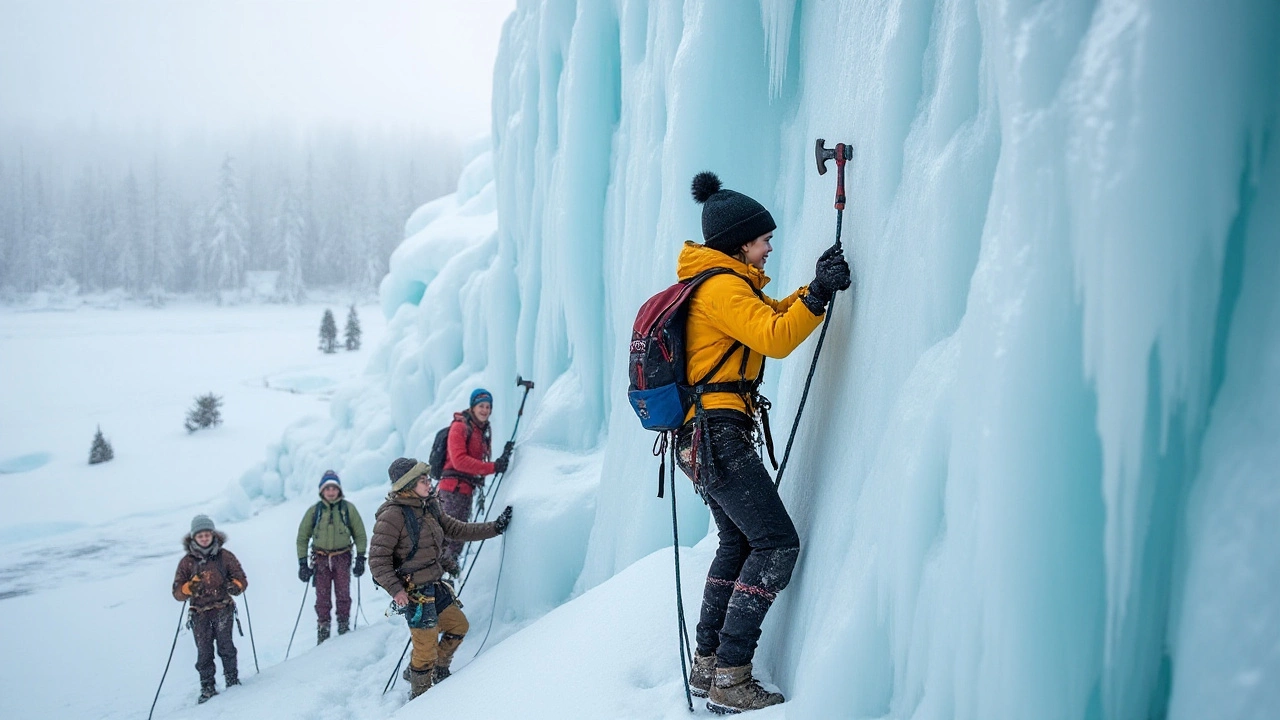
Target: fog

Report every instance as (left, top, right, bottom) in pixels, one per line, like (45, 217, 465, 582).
(0, 1, 515, 298)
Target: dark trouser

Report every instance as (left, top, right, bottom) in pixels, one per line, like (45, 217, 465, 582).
(191, 603, 238, 687)
(437, 487, 475, 561)
(677, 412, 800, 668)
(313, 550, 352, 624)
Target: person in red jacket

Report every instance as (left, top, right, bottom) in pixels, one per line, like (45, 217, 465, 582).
(437, 388, 513, 562)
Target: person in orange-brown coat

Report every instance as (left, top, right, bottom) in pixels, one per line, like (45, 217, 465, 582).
(171, 514, 247, 704)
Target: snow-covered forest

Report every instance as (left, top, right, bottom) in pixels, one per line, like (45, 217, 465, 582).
(0, 126, 463, 300)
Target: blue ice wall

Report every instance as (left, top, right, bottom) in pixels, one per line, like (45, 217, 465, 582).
(249, 1, 1280, 717)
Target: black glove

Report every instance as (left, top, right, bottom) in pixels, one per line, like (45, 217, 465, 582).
(493, 506, 513, 534)
(298, 558, 314, 583)
(492, 455, 510, 474)
(804, 244, 852, 313)
(352, 555, 366, 577)
(226, 580, 243, 596)
(503, 441, 515, 456)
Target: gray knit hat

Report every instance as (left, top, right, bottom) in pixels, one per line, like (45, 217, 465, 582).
(190, 514, 216, 534)
(691, 172, 776, 255)
(388, 457, 428, 493)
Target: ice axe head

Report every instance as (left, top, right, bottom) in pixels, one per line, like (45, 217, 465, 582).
(814, 138, 853, 175)
(515, 375, 535, 390)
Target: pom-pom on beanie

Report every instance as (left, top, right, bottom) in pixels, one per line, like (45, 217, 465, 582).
(319, 470, 341, 491)
(691, 171, 776, 255)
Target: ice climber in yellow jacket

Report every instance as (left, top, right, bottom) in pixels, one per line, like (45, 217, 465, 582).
(675, 171, 850, 715)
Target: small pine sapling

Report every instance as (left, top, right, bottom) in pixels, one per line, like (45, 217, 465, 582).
(319, 309, 338, 354)
(89, 425, 115, 464)
(344, 304, 362, 351)
(185, 393, 224, 433)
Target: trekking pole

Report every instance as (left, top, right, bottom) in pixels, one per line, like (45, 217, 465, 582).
(355, 576, 370, 629)
(383, 638, 412, 695)
(285, 582, 310, 660)
(668, 439, 695, 712)
(147, 600, 187, 720)
(241, 591, 260, 674)
(774, 139, 854, 490)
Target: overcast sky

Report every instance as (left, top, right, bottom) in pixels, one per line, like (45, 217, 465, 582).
(0, 0, 517, 137)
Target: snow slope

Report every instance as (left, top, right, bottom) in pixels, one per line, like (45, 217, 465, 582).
(237, 1, 1279, 719)
(0, 303, 388, 718)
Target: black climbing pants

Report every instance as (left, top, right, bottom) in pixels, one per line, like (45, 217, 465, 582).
(191, 603, 238, 687)
(677, 411, 800, 668)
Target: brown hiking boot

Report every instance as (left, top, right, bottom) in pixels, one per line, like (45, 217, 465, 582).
(433, 665, 451, 683)
(317, 622, 330, 644)
(707, 664, 784, 714)
(407, 665, 435, 699)
(689, 653, 715, 698)
(337, 619, 350, 635)
(197, 684, 218, 704)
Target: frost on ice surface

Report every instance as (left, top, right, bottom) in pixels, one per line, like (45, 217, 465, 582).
(241, 1, 1279, 719)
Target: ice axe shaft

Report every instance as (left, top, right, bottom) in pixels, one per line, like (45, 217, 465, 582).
(775, 139, 854, 490)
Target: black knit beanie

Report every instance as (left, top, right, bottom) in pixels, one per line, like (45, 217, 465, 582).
(691, 172, 776, 255)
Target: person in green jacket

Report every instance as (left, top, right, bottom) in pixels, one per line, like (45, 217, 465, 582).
(297, 470, 367, 643)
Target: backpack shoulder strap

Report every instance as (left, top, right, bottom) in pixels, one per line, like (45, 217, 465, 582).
(339, 500, 352, 531)
(397, 504, 421, 569)
(311, 501, 325, 531)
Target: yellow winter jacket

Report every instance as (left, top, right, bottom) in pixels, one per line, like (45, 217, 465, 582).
(678, 242, 824, 420)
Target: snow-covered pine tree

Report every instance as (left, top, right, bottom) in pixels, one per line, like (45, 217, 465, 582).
(88, 425, 114, 464)
(275, 187, 306, 303)
(184, 393, 223, 433)
(319, 309, 338, 353)
(344, 304, 362, 350)
(204, 155, 247, 298)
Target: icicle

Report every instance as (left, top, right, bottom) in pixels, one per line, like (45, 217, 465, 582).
(759, 0, 797, 100)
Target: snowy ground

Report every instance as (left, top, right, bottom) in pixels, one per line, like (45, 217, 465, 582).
(0, 302, 398, 718)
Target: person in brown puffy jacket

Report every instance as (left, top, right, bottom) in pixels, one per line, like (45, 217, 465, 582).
(370, 457, 513, 699)
(171, 514, 248, 704)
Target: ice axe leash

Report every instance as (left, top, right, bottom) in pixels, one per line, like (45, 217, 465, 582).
(284, 582, 310, 660)
(774, 139, 853, 490)
(666, 439, 695, 712)
(146, 600, 187, 720)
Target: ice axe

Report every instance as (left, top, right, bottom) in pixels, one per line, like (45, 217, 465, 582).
(774, 139, 854, 490)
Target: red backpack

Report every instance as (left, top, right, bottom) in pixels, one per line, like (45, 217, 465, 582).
(628, 268, 776, 493)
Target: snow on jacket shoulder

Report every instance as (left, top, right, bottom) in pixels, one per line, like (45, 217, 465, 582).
(368, 490, 499, 595)
(677, 241, 824, 419)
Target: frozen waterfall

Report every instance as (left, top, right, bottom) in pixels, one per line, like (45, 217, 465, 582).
(238, 1, 1280, 718)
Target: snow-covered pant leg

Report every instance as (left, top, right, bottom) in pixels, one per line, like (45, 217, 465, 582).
(694, 493, 753, 657)
(331, 551, 352, 622)
(679, 413, 800, 668)
(313, 553, 332, 623)
(192, 605, 238, 687)
(435, 603, 469, 671)
(437, 488, 473, 561)
(313, 551, 353, 623)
